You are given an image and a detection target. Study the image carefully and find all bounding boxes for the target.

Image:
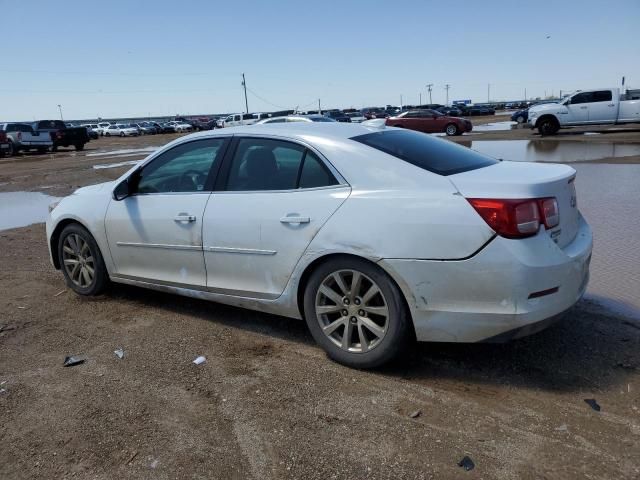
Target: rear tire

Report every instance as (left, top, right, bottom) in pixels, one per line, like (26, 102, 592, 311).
(516, 115, 525, 124)
(37, 147, 48, 154)
(303, 257, 411, 369)
(75, 143, 85, 151)
(445, 123, 459, 136)
(120, 132, 125, 137)
(57, 223, 109, 296)
(7, 141, 17, 156)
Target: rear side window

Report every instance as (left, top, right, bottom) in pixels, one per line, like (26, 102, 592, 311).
(352, 130, 497, 176)
(592, 90, 612, 102)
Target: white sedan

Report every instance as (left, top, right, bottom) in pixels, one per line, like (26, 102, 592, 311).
(46, 123, 592, 368)
(104, 124, 139, 137)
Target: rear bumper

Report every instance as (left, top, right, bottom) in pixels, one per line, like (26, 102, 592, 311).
(380, 215, 592, 343)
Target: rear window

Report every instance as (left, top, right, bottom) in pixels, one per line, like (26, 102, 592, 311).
(351, 129, 497, 176)
(37, 120, 65, 129)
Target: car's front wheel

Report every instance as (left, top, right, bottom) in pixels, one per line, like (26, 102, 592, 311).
(445, 123, 459, 136)
(58, 224, 109, 296)
(303, 257, 411, 368)
(516, 115, 525, 123)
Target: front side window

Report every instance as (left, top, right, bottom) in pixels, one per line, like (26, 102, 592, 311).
(134, 138, 226, 194)
(570, 92, 594, 104)
(225, 138, 338, 191)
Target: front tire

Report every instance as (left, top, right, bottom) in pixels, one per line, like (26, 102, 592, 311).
(516, 115, 525, 124)
(75, 143, 84, 151)
(303, 257, 411, 368)
(445, 123, 459, 136)
(537, 117, 559, 136)
(58, 224, 109, 296)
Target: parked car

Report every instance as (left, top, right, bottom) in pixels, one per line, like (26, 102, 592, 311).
(528, 88, 640, 135)
(256, 115, 337, 124)
(97, 122, 112, 135)
(46, 123, 592, 369)
(437, 106, 462, 116)
(168, 121, 193, 133)
(467, 105, 496, 116)
(32, 120, 90, 151)
(323, 110, 351, 122)
(104, 124, 139, 137)
(160, 123, 177, 133)
(385, 110, 472, 136)
(0, 122, 54, 155)
(130, 123, 156, 135)
(511, 109, 528, 123)
(0, 129, 9, 157)
(361, 108, 389, 120)
(222, 113, 260, 127)
(345, 112, 366, 123)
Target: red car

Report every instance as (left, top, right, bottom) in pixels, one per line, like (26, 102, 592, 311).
(385, 109, 472, 136)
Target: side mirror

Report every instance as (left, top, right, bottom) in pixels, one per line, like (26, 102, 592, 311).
(113, 179, 131, 201)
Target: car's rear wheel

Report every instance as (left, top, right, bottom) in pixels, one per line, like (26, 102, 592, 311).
(445, 123, 459, 136)
(37, 147, 48, 154)
(303, 257, 411, 368)
(75, 143, 84, 151)
(516, 115, 525, 123)
(58, 224, 109, 296)
(105, 133, 110, 137)
(120, 132, 125, 137)
(7, 141, 16, 156)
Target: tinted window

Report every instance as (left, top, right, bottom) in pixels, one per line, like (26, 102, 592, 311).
(570, 92, 594, 104)
(243, 114, 255, 120)
(135, 139, 225, 194)
(299, 151, 339, 189)
(226, 138, 305, 191)
(352, 130, 497, 176)
(37, 120, 65, 129)
(592, 90, 612, 102)
(310, 117, 335, 122)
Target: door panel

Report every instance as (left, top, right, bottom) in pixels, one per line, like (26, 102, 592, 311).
(106, 194, 210, 285)
(587, 90, 616, 123)
(202, 187, 350, 298)
(105, 137, 228, 286)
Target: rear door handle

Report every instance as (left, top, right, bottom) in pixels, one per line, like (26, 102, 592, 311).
(608, 104, 615, 107)
(174, 214, 196, 223)
(280, 216, 310, 224)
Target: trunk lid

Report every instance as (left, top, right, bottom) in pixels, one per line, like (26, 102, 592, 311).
(448, 161, 579, 248)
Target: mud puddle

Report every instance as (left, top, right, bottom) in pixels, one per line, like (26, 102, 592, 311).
(0, 192, 60, 231)
(464, 140, 640, 163)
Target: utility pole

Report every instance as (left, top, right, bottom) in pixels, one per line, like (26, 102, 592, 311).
(487, 84, 490, 103)
(318, 99, 321, 114)
(419, 93, 422, 105)
(400, 95, 403, 108)
(241, 73, 249, 114)
(524, 88, 527, 101)
(444, 84, 450, 106)
(57, 104, 64, 121)
(426, 84, 433, 104)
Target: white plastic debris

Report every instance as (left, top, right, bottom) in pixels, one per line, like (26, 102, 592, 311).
(114, 348, 124, 359)
(193, 356, 206, 365)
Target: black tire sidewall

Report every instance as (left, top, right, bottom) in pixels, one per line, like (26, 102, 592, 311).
(58, 224, 108, 296)
(303, 257, 410, 368)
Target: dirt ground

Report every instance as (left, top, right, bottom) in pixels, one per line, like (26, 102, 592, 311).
(1, 123, 639, 479)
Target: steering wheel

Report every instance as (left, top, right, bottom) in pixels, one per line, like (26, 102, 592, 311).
(178, 169, 207, 191)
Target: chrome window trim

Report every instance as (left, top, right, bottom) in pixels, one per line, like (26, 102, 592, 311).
(206, 246, 277, 255)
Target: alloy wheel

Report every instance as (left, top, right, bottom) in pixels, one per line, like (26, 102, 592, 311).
(62, 233, 95, 288)
(315, 270, 389, 353)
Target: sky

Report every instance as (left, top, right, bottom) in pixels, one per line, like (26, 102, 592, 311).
(1, 0, 639, 121)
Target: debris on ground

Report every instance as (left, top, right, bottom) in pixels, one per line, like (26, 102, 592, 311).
(584, 398, 601, 412)
(458, 456, 475, 471)
(63, 355, 86, 367)
(0, 381, 7, 395)
(555, 424, 568, 432)
(53, 290, 66, 297)
(0, 324, 17, 333)
(193, 356, 206, 365)
(126, 451, 138, 465)
(408, 410, 421, 418)
(150, 459, 159, 469)
(114, 348, 124, 359)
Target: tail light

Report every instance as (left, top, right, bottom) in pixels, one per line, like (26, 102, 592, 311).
(467, 197, 559, 239)
(0, 131, 6, 141)
(57, 132, 63, 139)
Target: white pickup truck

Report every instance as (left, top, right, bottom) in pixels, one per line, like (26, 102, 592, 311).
(529, 88, 640, 135)
(0, 122, 53, 156)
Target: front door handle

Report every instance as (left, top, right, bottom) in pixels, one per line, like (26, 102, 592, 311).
(174, 214, 196, 223)
(280, 215, 310, 224)
(608, 104, 615, 107)
(580, 106, 588, 109)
